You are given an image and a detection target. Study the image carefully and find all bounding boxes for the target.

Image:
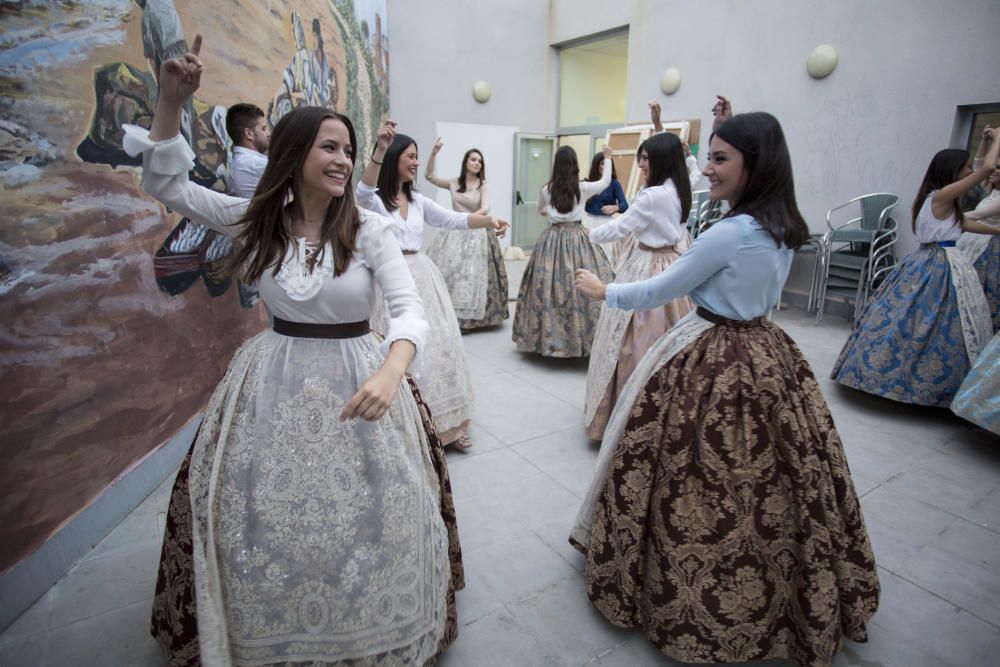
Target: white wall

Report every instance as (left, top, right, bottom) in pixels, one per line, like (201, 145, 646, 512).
(390, 0, 1000, 293)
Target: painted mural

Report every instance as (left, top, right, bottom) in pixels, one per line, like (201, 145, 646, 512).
(0, 0, 390, 573)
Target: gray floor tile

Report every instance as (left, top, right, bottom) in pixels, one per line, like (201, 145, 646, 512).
(882, 450, 1000, 517)
(860, 486, 959, 571)
(48, 545, 160, 630)
(512, 425, 599, 499)
(43, 601, 165, 667)
(964, 486, 1000, 534)
(438, 609, 565, 667)
(470, 372, 583, 445)
(82, 491, 162, 563)
(463, 528, 577, 608)
(510, 356, 590, 411)
(0, 589, 51, 644)
(512, 577, 634, 665)
(0, 633, 47, 667)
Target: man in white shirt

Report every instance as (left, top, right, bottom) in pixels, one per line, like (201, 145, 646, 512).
(226, 103, 270, 197)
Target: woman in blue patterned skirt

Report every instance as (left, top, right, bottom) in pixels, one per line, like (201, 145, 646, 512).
(832, 133, 1000, 406)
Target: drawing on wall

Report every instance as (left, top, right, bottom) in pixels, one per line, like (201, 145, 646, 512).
(0, 0, 390, 573)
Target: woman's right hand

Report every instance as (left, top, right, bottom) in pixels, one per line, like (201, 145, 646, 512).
(432, 137, 443, 154)
(376, 119, 397, 152)
(602, 144, 613, 160)
(158, 34, 203, 107)
(575, 269, 607, 300)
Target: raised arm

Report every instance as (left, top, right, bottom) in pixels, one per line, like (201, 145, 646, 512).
(577, 217, 743, 311)
(124, 34, 247, 234)
(580, 145, 614, 199)
(935, 127, 999, 213)
(711, 95, 733, 132)
(649, 100, 664, 133)
(590, 187, 657, 243)
(424, 137, 453, 189)
(361, 119, 396, 188)
(973, 125, 992, 170)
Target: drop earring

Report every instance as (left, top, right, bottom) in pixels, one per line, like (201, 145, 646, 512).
(284, 179, 295, 207)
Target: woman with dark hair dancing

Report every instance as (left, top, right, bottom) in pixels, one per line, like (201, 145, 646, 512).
(512, 143, 615, 357)
(125, 37, 464, 665)
(424, 139, 510, 330)
(582, 152, 628, 259)
(583, 132, 693, 440)
(356, 122, 508, 449)
(572, 112, 879, 666)
(957, 125, 1000, 331)
(833, 132, 999, 406)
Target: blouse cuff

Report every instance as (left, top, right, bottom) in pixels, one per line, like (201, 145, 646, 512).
(605, 283, 624, 310)
(381, 317, 429, 378)
(122, 124, 195, 175)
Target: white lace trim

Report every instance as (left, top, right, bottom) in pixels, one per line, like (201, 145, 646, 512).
(945, 246, 992, 366)
(273, 238, 334, 301)
(957, 231, 993, 267)
(571, 310, 715, 549)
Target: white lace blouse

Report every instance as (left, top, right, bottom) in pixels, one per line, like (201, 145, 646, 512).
(355, 182, 470, 252)
(122, 125, 429, 371)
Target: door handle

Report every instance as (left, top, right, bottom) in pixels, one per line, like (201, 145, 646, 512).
(515, 190, 524, 206)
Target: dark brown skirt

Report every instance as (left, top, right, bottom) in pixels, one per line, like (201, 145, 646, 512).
(460, 232, 510, 331)
(150, 378, 465, 666)
(573, 319, 879, 667)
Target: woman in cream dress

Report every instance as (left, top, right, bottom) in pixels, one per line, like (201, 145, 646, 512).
(425, 140, 510, 330)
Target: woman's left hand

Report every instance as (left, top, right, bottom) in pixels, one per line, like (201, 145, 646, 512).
(341, 368, 402, 421)
(600, 204, 618, 215)
(575, 269, 607, 300)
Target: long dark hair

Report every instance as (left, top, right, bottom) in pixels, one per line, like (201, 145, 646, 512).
(376, 133, 417, 212)
(712, 112, 808, 249)
(639, 133, 692, 221)
(586, 153, 617, 182)
(911, 148, 969, 232)
(226, 106, 361, 282)
(547, 146, 581, 214)
(457, 148, 485, 193)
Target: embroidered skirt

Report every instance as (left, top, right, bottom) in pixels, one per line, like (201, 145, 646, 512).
(149, 331, 463, 665)
(571, 311, 879, 667)
(584, 241, 692, 440)
(951, 331, 1000, 434)
(372, 253, 474, 444)
(512, 221, 614, 358)
(832, 244, 992, 406)
(425, 227, 510, 330)
(958, 232, 1000, 332)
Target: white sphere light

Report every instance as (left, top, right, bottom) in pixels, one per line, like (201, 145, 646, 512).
(472, 80, 491, 103)
(659, 67, 681, 95)
(807, 44, 838, 79)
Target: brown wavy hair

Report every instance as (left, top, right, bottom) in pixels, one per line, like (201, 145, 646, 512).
(225, 106, 361, 282)
(546, 145, 581, 214)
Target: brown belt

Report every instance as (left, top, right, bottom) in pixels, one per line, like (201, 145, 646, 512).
(695, 307, 764, 327)
(401, 249, 419, 255)
(638, 242, 676, 253)
(272, 317, 371, 339)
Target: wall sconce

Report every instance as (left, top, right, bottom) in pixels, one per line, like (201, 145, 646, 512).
(659, 67, 681, 95)
(807, 44, 838, 79)
(472, 80, 491, 103)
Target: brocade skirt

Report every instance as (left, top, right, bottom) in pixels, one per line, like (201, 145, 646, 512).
(951, 331, 1000, 434)
(512, 221, 614, 358)
(832, 244, 992, 406)
(149, 330, 464, 666)
(571, 311, 879, 667)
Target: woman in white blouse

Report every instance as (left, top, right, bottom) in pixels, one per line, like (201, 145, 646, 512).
(583, 132, 694, 440)
(512, 144, 615, 357)
(424, 140, 510, 330)
(357, 121, 508, 449)
(126, 37, 464, 665)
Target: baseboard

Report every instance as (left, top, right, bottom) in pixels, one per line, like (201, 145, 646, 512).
(0, 415, 202, 632)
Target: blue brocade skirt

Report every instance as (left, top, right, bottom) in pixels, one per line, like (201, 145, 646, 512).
(951, 332, 1000, 434)
(832, 245, 975, 406)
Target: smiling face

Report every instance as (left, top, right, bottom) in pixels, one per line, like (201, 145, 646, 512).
(703, 135, 748, 203)
(397, 143, 419, 184)
(298, 118, 353, 198)
(465, 151, 483, 176)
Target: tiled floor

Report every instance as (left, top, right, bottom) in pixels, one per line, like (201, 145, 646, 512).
(2, 303, 998, 667)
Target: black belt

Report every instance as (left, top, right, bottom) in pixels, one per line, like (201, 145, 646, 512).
(272, 317, 371, 339)
(695, 306, 764, 327)
(401, 249, 419, 255)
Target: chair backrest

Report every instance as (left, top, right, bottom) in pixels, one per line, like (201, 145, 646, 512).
(859, 193, 898, 231)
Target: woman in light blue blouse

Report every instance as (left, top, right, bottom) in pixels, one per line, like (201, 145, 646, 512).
(569, 112, 879, 666)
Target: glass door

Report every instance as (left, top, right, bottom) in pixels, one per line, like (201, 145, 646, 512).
(513, 133, 557, 251)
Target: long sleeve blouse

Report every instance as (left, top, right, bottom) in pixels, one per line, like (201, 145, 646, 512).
(356, 182, 470, 251)
(605, 214, 792, 320)
(538, 158, 612, 223)
(425, 170, 491, 214)
(584, 179, 628, 216)
(589, 178, 685, 248)
(122, 124, 429, 369)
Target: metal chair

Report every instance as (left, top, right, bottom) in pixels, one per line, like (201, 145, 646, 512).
(814, 193, 899, 323)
